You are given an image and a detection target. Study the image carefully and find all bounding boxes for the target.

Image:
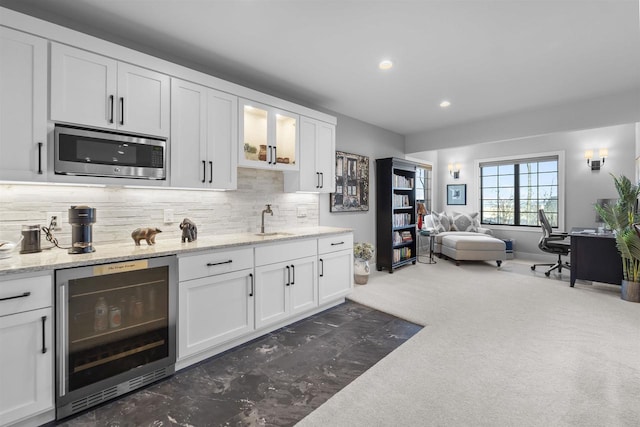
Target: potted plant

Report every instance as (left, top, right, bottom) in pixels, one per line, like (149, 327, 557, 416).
(353, 242, 374, 285)
(594, 174, 640, 302)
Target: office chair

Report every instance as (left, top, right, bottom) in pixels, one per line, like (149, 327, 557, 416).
(531, 209, 570, 276)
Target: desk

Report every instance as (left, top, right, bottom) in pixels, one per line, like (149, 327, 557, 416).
(569, 228, 622, 287)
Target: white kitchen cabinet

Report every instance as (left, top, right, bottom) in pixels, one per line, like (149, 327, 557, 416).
(284, 116, 336, 193)
(318, 234, 353, 305)
(178, 248, 254, 360)
(51, 43, 170, 137)
(0, 27, 47, 181)
(171, 78, 237, 189)
(0, 274, 54, 427)
(239, 98, 299, 171)
(254, 239, 318, 329)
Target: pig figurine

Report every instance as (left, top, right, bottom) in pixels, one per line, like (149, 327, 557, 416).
(179, 218, 198, 243)
(131, 227, 162, 246)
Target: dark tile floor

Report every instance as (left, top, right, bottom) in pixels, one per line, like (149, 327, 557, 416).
(56, 301, 422, 427)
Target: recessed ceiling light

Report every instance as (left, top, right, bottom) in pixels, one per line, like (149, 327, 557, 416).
(379, 60, 393, 70)
(440, 100, 451, 108)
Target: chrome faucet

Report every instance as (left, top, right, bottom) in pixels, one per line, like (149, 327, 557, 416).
(261, 204, 273, 233)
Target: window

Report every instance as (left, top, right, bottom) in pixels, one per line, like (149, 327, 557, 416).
(415, 165, 432, 212)
(480, 156, 559, 227)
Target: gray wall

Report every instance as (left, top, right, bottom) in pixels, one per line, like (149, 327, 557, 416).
(318, 113, 405, 248)
(410, 123, 637, 257)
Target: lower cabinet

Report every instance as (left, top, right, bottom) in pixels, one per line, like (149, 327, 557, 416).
(318, 234, 354, 305)
(254, 255, 317, 329)
(0, 274, 53, 427)
(178, 269, 255, 359)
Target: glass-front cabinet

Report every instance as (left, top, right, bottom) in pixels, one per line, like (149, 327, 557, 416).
(239, 98, 299, 171)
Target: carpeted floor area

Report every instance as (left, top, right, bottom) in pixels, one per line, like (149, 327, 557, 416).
(298, 258, 640, 427)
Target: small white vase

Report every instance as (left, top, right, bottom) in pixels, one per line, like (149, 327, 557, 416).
(354, 258, 370, 285)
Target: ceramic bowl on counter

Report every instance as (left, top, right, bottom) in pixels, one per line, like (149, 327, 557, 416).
(0, 235, 22, 259)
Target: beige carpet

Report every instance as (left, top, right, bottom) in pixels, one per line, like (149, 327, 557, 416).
(298, 259, 640, 426)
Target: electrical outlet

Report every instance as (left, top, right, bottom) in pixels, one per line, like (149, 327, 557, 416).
(46, 212, 62, 231)
(163, 209, 174, 224)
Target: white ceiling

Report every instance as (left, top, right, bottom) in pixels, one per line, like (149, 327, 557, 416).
(2, 0, 639, 136)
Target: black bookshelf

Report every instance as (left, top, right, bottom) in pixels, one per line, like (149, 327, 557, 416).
(375, 157, 417, 273)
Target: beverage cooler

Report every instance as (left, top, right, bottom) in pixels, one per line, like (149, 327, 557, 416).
(55, 256, 177, 419)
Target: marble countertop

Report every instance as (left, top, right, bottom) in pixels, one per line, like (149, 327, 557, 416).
(0, 226, 352, 277)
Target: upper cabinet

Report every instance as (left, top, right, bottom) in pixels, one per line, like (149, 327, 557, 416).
(284, 116, 336, 193)
(239, 99, 299, 171)
(50, 43, 170, 137)
(0, 27, 48, 181)
(170, 78, 237, 190)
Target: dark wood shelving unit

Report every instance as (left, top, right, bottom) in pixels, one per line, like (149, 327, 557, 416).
(375, 157, 417, 273)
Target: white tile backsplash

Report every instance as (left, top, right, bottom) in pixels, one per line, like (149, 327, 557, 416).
(0, 168, 319, 245)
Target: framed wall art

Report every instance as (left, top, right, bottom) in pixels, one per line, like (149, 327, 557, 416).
(447, 184, 467, 205)
(330, 151, 369, 212)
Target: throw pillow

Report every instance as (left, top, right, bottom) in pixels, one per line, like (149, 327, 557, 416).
(451, 212, 480, 232)
(431, 211, 451, 233)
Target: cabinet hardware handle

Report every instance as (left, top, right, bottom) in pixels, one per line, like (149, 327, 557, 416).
(319, 259, 324, 277)
(0, 291, 31, 301)
(290, 264, 295, 285)
(285, 265, 290, 286)
(320, 172, 324, 188)
(37, 142, 43, 174)
(202, 160, 206, 183)
(206, 259, 233, 267)
(119, 97, 124, 125)
(265, 145, 271, 164)
(209, 161, 213, 184)
(330, 241, 345, 246)
(316, 172, 320, 189)
(269, 146, 274, 165)
(249, 273, 254, 297)
(109, 95, 114, 123)
(273, 146, 277, 165)
(41, 315, 47, 354)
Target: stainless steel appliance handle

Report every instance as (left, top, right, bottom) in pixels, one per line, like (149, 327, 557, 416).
(41, 315, 47, 354)
(249, 273, 254, 297)
(0, 291, 31, 301)
(59, 283, 67, 397)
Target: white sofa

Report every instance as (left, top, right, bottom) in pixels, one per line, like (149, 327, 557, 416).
(424, 212, 506, 266)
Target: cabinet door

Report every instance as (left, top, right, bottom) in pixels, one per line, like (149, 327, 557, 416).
(117, 62, 170, 137)
(0, 28, 47, 181)
(0, 307, 53, 426)
(207, 88, 238, 190)
(239, 99, 269, 168)
(51, 43, 117, 129)
(273, 108, 298, 171)
(178, 269, 254, 360)
(254, 261, 290, 329)
(170, 78, 208, 188)
(319, 249, 353, 305)
(315, 121, 336, 193)
(289, 256, 318, 316)
(296, 117, 320, 191)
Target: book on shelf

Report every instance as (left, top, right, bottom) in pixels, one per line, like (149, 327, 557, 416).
(393, 193, 411, 208)
(401, 230, 413, 243)
(392, 213, 412, 227)
(392, 174, 414, 189)
(393, 247, 413, 263)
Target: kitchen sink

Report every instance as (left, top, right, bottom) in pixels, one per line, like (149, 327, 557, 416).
(254, 232, 294, 237)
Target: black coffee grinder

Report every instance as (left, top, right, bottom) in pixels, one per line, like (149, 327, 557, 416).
(68, 205, 96, 254)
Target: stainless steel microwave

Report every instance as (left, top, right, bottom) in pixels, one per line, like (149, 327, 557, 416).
(54, 126, 166, 180)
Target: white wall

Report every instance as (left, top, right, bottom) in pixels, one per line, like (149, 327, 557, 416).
(318, 113, 405, 246)
(411, 123, 637, 257)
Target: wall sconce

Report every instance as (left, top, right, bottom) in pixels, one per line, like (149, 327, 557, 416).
(448, 163, 461, 179)
(585, 148, 608, 171)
